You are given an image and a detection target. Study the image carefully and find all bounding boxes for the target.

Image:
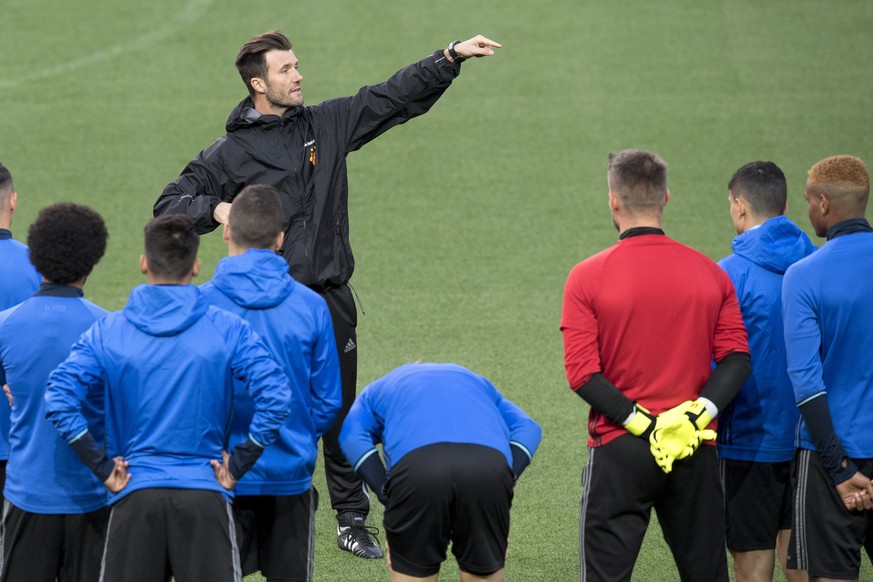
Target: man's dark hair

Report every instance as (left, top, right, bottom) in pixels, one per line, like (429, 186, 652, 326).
(0, 162, 13, 203)
(144, 214, 199, 280)
(229, 184, 284, 249)
(728, 161, 787, 217)
(27, 202, 108, 284)
(235, 30, 292, 97)
(607, 149, 668, 213)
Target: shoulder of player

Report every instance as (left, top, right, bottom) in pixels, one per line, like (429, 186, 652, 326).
(566, 243, 621, 277)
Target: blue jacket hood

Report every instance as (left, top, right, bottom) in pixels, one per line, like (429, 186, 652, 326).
(211, 249, 294, 310)
(731, 215, 816, 275)
(123, 284, 207, 336)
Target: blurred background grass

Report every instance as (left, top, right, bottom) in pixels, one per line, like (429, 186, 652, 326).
(2, 1, 872, 580)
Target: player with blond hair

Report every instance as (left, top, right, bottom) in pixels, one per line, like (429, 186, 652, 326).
(783, 155, 873, 582)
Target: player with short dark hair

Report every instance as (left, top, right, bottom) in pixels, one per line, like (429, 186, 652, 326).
(561, 149, 750, 581)
(0, 202, 109, 582)
(155, 29, 502, 557)
(717, 161, 815, 582)
(44, 214, 292, 582)
(783, 155, 873, 581)
(201, 184, 342, 581)
(0, 163, 40, 304)
(727, 161, 789, 217)
(0, 162, 40, 490)
(339, 362, 541, 582)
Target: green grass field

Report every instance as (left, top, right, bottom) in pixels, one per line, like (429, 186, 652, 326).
(3, 1, 873, 580)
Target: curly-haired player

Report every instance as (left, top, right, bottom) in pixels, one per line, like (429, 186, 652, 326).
(0, 202, 110, 582)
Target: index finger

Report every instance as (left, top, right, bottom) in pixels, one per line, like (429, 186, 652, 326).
(475, 36, 502, 48)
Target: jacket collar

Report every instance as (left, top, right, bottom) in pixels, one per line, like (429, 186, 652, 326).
(619, 227, 665, 240)
(826, 218, 873, 241)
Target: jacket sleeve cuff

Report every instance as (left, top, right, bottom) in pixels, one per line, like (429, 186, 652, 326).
(353, 449, 388, 505)
(510, 442, 533, 479)
(799, 393, 857, 484)
(228, 436, 265, 480)
(69, 430, 114, 482)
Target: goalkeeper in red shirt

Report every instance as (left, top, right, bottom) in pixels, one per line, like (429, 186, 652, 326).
(560, 149, 750, 581)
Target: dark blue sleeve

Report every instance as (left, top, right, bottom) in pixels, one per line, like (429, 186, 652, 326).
(69, 430, 114, 482)
(353, 451, 388, 505)
(799, 393, 857, 484)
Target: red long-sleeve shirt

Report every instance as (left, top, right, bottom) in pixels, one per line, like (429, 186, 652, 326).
(561, 233, 748, 447)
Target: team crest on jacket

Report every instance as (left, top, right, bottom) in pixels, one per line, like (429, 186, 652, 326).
(309, 145, 316, 166)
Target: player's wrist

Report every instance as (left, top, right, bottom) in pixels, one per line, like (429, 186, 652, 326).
(624, 404, 655, 440)
(445, 40, 465, 63)
(686, 398, 714, 429)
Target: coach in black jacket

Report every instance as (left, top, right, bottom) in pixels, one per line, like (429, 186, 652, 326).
(154, 30, 501, 560)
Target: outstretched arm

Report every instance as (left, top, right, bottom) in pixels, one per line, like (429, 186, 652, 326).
(320, 35, 502, 153)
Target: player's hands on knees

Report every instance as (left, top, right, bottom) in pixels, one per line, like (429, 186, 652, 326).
(836, 472, 873, 512)
(211, 450, 239, 490)
(455, 36, 502, 59)
(104, 456, 131, 493)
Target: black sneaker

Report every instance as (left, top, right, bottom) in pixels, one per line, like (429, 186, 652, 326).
(337, 513, 384, 559)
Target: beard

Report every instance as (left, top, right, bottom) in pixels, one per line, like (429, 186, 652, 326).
(265, 82, 303, 109)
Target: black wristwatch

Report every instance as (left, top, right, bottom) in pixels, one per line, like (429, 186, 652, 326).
(447, 40, 465, 62)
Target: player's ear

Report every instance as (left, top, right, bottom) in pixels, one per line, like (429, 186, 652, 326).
(273, 231, 284, 252)
(222, 223, 231, 244)
(664, 188, 671, 205)
(608, 191, 620, 213)
(735, 195, 746, 218)
(139, 255, 148, 275)
(191, 258, 201, 278)
(9, 190, 17, 213)
(250, 77, 267, 95)
(818, 193, 830, 216)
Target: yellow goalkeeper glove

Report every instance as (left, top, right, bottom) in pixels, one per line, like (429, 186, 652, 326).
(649, 400, 717, 474)
(624, 404, 677, 468)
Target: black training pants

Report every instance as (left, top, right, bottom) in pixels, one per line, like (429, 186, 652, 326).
(317, 285, 369, 518)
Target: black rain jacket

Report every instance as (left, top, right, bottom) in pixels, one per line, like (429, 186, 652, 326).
(155, 50, 460, 289)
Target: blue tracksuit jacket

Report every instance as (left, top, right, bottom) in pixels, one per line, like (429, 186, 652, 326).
(0, 285, 109, 513)
(717, 215, 816, 462)
(0, 229, 41, 460)
(45, 284, 291, 503)
(783, 230, 873, 457)
(0, 230, 39, 311)
(339, 362, 542, 474)
(201, 249, 341, 496)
